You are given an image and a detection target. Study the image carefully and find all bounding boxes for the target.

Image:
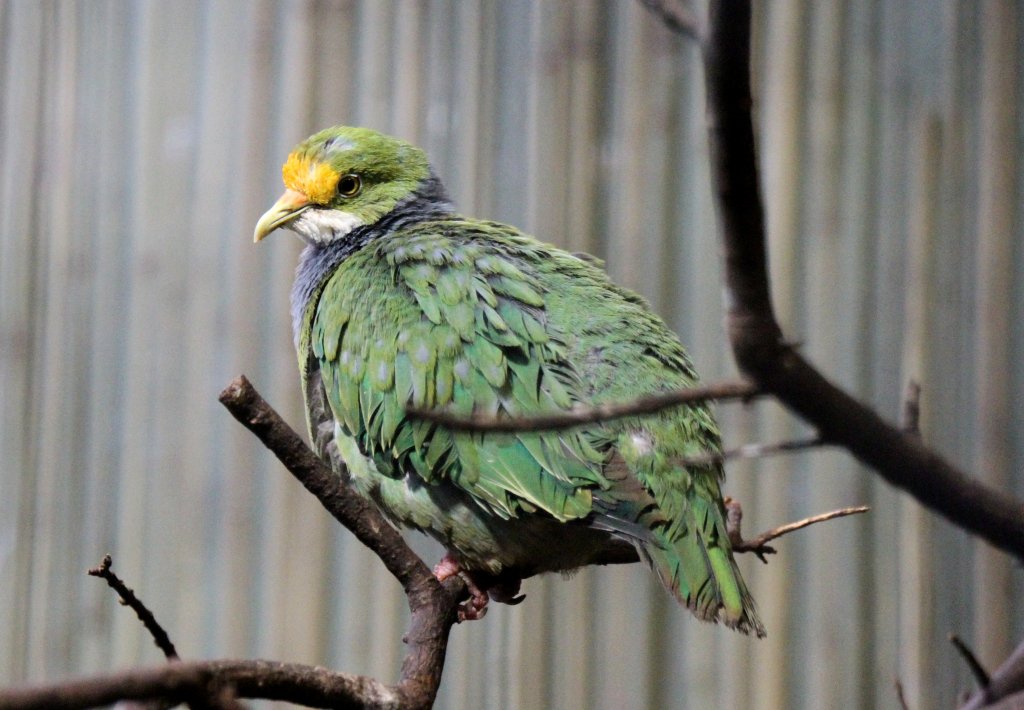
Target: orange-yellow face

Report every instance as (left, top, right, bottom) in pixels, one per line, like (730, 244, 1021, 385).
(281, 153, 340, 205)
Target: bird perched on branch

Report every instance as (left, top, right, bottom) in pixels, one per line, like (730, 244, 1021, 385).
(254, 126, 763, 635)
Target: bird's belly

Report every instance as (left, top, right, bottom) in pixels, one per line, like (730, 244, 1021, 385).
(337, 443, 621, 576)
(379, 470, 624, 574)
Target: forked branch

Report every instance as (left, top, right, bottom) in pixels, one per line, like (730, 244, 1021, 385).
(724, 498, 870, 563)
(703, 0, 1024, 561)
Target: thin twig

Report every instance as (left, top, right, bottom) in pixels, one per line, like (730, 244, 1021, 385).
(636, 0, 702, 40)
(960, 638, 1024, 710)
(724, 497, 869, 563)
(902, 380, 922, 437)
(87, 555, 179, 661)
(406, 380, 760, 432)
(895, 677, 910, 710)
(675, 435, 825, 467)
(951, 634, 991, 690)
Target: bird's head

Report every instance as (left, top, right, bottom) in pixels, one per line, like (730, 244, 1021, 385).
(254, 126, 446, 245)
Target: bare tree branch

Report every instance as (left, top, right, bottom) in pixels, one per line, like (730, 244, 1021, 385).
(218, 377, 433, 599)
(1, 378, 464, 710)
(895, 677, 910, 710)
(724, 497, 869, 563)
(637, 0, 702, 40)
(961, 639, 1024, 710)
(406, 380, 759, 432)
(0, 659, 398, 710)
(87, 555, 179, 662)
(951, 634, 992, 690)
(703, 0, 1024, 561)
(217, 376, 463, 708)
(674, 435, 825, 468)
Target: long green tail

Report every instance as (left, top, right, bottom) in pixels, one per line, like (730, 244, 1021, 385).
(641, 491, 765, 637)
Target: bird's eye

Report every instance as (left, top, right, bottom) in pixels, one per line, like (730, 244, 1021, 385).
(337, 174, 361, 198)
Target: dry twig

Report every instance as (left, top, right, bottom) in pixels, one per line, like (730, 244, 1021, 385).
(895, 677, 910, 710)
(959, 638, 1024, 709)
(724, 497, 869, 563)
(87, 555, 179, 662)
(674, 435, 825, 468)
(951, 634, 992, 690)
(407, 380, 759, 432)
(637, 0, 702, 40)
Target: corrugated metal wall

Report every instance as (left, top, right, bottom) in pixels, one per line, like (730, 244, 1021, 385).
(1, 2, 1022, 708)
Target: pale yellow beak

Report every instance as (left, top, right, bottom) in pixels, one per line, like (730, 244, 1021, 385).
(253, 188, 311, 242)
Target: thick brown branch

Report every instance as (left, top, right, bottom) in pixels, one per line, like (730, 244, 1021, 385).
(725, 497, 869, 563)
(218, 376, 462, 709)
(218, 377, 431, 599)
(406, 380, 759, 432)
(87, 555, 178, 662)
(704, 0, 1024, 561)
(0, 659, 396, 710)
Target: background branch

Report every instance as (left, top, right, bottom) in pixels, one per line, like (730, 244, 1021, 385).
(951, 634, 991, 690)
(960, 638, 1024, 710)
(703, 0, 1024, 561)
(636, 0, 702, 40)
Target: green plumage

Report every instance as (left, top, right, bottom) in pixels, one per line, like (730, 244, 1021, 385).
(260, 126, 763, 636)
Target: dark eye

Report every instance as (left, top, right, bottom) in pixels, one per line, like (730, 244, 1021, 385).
(337, 174, 361, 198)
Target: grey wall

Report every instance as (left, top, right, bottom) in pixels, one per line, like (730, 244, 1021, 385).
(1, 1, 1022, 708)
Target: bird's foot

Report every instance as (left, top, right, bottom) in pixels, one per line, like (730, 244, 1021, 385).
(433, 554, 490, 622)
(724, 497, 776, 564)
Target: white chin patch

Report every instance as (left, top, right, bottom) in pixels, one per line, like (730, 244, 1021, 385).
(288, 209, 364, 245)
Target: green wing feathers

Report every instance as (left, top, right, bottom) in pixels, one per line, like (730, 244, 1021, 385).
(640, 484, 764, 637)
(311, 222, 608, 522)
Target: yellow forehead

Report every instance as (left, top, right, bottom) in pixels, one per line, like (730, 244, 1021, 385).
(282, 153, 340, 204)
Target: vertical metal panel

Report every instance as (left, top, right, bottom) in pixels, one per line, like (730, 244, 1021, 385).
(751, 3, 807, 708)
(1, 0, 57, 683)
(2, 2, 1023, 708)
(899, 113, 942, 710)
(973, 0, 1018, 669)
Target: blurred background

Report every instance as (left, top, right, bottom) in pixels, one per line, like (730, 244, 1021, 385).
(2, 1, 1022, 708)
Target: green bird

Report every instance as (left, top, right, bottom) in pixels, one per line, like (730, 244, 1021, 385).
(254, 126, 763, 635)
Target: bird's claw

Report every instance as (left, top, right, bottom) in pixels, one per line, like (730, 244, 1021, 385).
(457, 587, 490, 622)
(433, 553, 491, 622)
